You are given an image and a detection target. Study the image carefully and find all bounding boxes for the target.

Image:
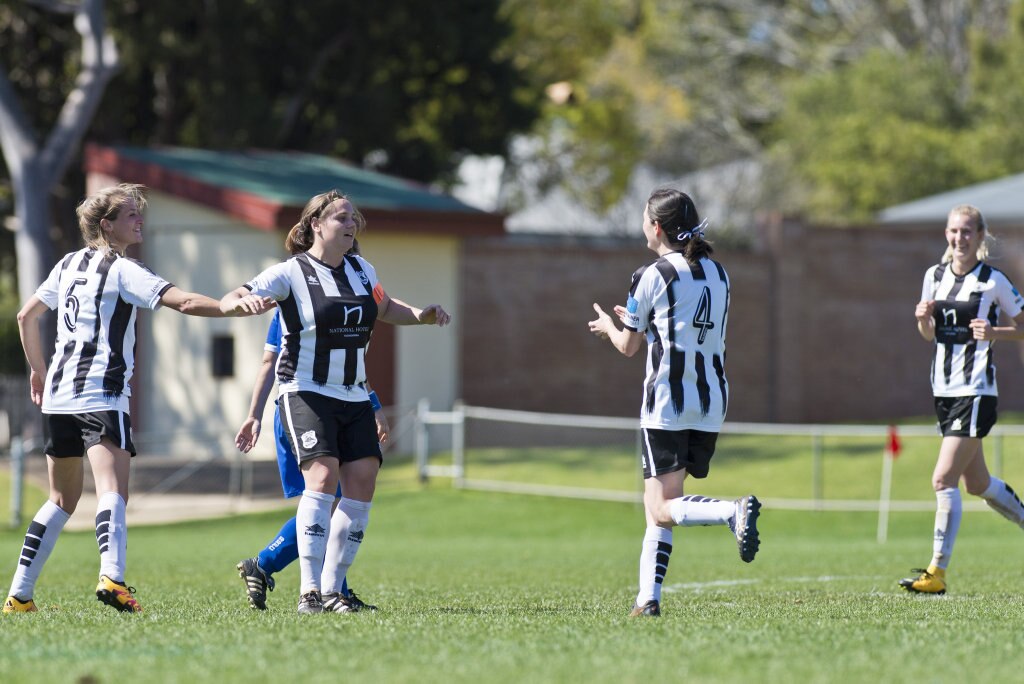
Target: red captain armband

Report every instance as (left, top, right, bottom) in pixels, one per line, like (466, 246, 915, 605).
(373, 282, 385, 304)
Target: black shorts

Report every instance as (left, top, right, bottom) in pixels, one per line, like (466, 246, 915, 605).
(44, 411, 136, 458)
(278, 391, 382, 464)
(935, 395, 997, 438)
(640, 428, 718, 479)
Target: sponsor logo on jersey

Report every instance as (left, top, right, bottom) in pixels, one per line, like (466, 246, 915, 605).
(624, 296, 641, 329)
(306, 274, 320, 286)
(301, 430, 318, 449)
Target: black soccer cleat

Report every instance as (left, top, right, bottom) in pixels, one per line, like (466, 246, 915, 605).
(732, 495, 761, 563)
(323, 587, 379, 613)
(237, 557, 275, 610)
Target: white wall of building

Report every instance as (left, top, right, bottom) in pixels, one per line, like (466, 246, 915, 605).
(358, 231, 461, 417)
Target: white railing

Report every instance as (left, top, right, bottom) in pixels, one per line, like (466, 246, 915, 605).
(413, 401, 1024, 543)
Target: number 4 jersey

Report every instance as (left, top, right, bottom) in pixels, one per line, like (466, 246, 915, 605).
(623, 253, 730, 431)
(35, 248, 172, 414)
(922, 261, 1024, 397)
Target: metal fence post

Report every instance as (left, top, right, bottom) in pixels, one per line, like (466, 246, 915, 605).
(811, 433, 824, 510)
(452, 400, 465, 488)
(415, 398, 430, 482)
(10, 436, 24, 529)
(993, 433, 1004, 479)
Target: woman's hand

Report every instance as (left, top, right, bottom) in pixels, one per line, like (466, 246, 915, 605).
(589, 303, 615, 339)
(971, 318, 995, 340)
(375, 411, 391, 449)
(235, 417, 261, 453)
(417, 304, 451, 327)
(915, 300, 935, 324)
(221, 291, 276, 316)
(28, 369, 44, 407)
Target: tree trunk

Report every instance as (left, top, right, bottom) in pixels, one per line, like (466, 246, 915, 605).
(11, 162, 53, 301)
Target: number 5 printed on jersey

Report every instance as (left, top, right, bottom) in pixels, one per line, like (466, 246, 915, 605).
(63, 277, 89, 332)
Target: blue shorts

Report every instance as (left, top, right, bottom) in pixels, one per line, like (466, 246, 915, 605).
(274, 406, 342, 499)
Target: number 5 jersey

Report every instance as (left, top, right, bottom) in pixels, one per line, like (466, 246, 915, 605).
(35, 248, 172, 414)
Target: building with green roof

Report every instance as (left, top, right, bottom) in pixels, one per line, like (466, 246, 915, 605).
(85, 143, 503, 458)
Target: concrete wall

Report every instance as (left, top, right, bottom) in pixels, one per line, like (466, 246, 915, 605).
(460, 222, 1024, 423)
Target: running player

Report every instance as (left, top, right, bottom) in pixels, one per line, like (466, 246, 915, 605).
(220, 189, 450, 614)
(900, 204, 1024, 594)
(3, 183, 271, 614)
(588, 187, 760, 618)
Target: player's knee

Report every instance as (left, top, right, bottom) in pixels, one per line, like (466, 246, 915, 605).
(644, 502, 674, 527)
(49, 493, 79, 514)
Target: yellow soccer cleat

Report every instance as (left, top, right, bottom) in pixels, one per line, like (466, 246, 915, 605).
(3, 596, 38, 613)
(96, 575, 143, 613)
(628, 599, 661, 617)
(898, 566, 946, 595)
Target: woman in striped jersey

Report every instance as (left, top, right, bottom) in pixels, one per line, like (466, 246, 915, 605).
(900, 205, 1024, 595)
(588, 187, 760, 618)
(3, 183, 272, 615)
(221, 189, 450, 614)
(233, 234, 388, 613)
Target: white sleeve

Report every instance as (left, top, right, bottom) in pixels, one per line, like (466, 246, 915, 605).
(996, 272, 1024, 319)
(245, 261, 293, 301)
(117, 259, 172, 310)
(624, 267, 655, 333)
(34, 258, 66, 310)
(920, 268, 937, 302)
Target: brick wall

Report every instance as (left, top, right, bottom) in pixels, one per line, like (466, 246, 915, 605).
(460, 221, 1024, 423)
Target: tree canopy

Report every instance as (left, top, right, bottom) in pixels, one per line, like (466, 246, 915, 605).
(772, 0, 1024, 221)
(1, 0, 538, 191)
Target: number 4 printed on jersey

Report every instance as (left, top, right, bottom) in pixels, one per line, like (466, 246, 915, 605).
(692, 286, 715, 344)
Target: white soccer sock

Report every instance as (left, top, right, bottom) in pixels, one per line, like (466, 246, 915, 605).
(669, 495, 735, 527)
(296, 490, 334, 594)
(636, 526, 673, 605)
(96, 492, 128, 582)
(8, 501, 71, 600)
(321, 498, 372, 594)
(979, 477, 1024, 527)
(930, 487, 962, 570)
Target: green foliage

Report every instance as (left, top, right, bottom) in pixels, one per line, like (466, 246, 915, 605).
(773, 3, 1024, 222)
(772, 50, 973, 221)
(3, 492, 1024, 682)
(89, 0, 537, 185)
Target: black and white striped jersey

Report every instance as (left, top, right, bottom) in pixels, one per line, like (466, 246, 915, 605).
(36, 248, 172, 414)
(622, 253, 730, 431)
(244, 252, 382, 403)
(922, 261, 1024, 397)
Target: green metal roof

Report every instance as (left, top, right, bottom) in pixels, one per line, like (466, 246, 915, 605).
(111, 145, 484, 213)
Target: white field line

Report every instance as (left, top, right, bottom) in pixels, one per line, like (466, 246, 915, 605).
(663, 575, 906, 593)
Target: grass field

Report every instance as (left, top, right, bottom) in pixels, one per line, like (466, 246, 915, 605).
(3, 476, 1024, 683)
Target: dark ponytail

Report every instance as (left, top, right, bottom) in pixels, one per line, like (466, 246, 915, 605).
(646, 188, 713, 262)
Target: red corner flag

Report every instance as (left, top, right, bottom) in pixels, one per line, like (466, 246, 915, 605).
(887, 425, 901, 459)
